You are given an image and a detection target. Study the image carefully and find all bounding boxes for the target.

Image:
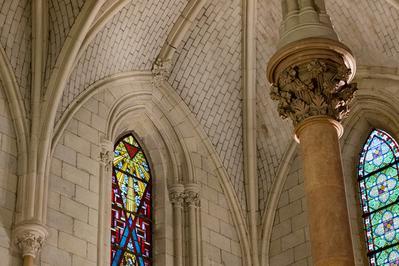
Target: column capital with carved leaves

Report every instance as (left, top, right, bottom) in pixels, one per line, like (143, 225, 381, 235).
(184, 183, 201, 207)
(99, 139, 114, 171)
(13, 222, 48, 259)
(168, 183, 185, 207)
(267, 37, 357, 129)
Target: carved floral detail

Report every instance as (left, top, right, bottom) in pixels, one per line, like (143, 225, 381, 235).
(270, 59, 357, 125)
(184, 191, 200, 207)
(152, 57, 171, 88)
(99, 150, 113, 171)
(16, 231, 45, 258)
(169, 191, 185, 206)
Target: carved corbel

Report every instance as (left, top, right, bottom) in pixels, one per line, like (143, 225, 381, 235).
(152, 57, 172, 88)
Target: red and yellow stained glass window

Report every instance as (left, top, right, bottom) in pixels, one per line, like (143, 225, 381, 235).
(111, 134, 152, 266)
(358, 129, 399, 265)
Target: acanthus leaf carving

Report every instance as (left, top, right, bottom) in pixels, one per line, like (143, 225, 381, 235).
(270, 59, 357, 125)
(13, 224, 48, 258)
(16, 232, 44, 258)
(184, 190, 200, 207)
(169, 190, 185, 206)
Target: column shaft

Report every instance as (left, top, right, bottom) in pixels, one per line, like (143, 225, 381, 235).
(296, 117, 354, 266)
(184, 184, 200, 266)
(188, 204, 197, 266)
(172, 201, 184, 266)
(23, 255, 34, 266)
(286, 0, 299, 13)
(299, 0, 314, 9)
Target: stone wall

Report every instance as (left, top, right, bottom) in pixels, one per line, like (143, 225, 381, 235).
(269, 153, 311, 266)
(0, 83, 21, 265)
(40, 90, 112, 266)
(200, 155, 243, 265)
(42, 82, 244, 265)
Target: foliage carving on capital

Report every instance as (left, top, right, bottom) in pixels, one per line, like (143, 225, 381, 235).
(14, 224, 47, 258)
(168, 184, 185, 207)
(270, 59, 357, 125)
(99, 139, 113, 171)
(169, 191, 185, 206)
(99, 150, 113, 171)
(184, 190, 200, 207)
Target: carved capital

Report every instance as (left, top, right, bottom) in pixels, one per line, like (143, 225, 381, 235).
(152, 57, 171, 88)
(99, 151, 113, 171)
(170, 191, 185, 206)
(99, 139, 113, 171)
(168, 184, 185, 206)
(270, 59, 357, 125)
(184, 184, 200, 207)
(184, 191, 200, 207)
(14, 223, 48, 258)
(267, 38, 357, 126)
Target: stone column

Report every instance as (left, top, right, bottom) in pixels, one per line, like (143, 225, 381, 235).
(267, 38, 357, 265)
(184, 183, 200, 266)
(295, 116, 354, 265)
(14, 223, 47, 266)
(169, 184, 185, 266)
(98, 139, 114, 266)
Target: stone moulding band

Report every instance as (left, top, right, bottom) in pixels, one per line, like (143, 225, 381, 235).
(294, 115, 344, 143)
(267, 37, 356, 84)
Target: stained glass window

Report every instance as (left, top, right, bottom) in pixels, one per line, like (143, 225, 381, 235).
(111, 134, 152, 266)
(358, 129, 399, 265)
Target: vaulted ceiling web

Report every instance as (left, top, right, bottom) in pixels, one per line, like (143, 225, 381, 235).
(46, 0, 86, 88)
(0, 0, 31, 115)
(256, 0, 292, 211)
(169, 0, 245, 206)
(327, 0, 399, 67)
(57, 0, 187, 120)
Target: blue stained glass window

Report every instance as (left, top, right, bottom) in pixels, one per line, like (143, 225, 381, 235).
(358, 129, 399, 265)
(111, 134, 152, 266)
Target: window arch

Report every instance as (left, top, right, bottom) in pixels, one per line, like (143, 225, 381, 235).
(111, 133, 152, 266)
(358, 129, 399, 265)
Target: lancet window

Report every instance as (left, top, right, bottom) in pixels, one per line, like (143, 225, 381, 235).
(358, 129, 399, 265)
(111, 134, 152, 266)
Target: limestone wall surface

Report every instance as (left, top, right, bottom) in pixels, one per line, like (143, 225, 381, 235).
(0, 83, 21, 265)
(42, 82, 244, 265)
(41, 90, 111, 266)
(269, 153, 311, 266)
